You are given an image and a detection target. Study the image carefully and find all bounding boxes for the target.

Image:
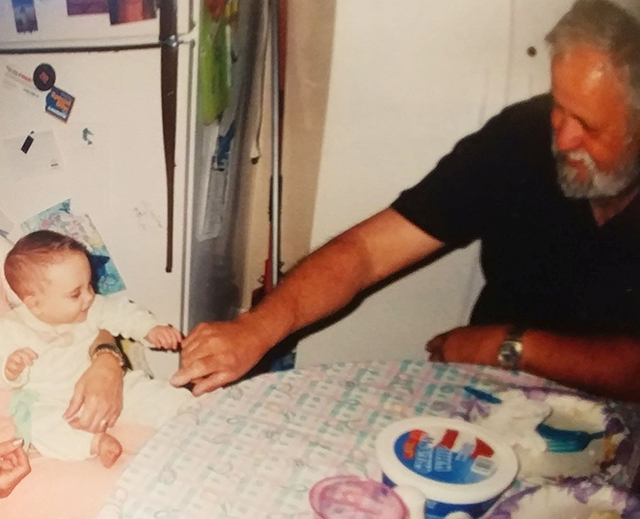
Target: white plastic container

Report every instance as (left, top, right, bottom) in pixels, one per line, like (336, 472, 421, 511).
(376, 417, 518, 519)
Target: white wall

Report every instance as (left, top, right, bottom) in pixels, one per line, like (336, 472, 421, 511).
(295, 0, 573, 367)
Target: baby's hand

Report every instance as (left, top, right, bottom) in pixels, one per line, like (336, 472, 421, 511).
(145, 326, 182, 350)
(4, 348, 38, 381)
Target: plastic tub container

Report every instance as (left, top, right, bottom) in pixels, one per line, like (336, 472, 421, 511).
(376, 417, 518, 519)
(309, 475, 408, 519)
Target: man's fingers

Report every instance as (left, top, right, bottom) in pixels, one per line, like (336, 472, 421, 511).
(180, 325, 215, 353)
(179, 335, 202, 353)
(169, 366, 199, 387)
(426, 334, 447, 362)
(180, 340, 222, 364)
(192, 372, 231, 396)
(170, 358, 220, 387)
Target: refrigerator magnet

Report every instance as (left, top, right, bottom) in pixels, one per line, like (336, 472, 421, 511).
(33, 64, 56, 91)
(11, 0, 38, 33)
(108, 0, 156, 25)
(21, 132, 35, 154)
(66, 0, 108, 16)
(45, 87, 75, 122)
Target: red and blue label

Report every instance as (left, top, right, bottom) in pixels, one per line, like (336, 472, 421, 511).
(45, 86, 75, 122)
(394, 428, 496, 484)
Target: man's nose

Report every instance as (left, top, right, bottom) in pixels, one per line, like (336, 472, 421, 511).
(553, 113, 584, 152)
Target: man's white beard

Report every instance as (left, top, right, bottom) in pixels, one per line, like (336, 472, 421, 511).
(554, 144, 639, 199)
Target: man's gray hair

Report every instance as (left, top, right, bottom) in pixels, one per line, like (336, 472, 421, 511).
(546, 0, 640, 117)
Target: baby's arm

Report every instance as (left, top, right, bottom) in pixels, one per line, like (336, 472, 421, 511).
(4, 348, 38, 382)
(145, 326, 182, 350)
(96, 294, 182, 349)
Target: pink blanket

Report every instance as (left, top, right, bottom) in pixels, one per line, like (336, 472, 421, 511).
(0, 391, 153, 519)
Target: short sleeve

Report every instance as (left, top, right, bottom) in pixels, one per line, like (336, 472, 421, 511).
(391, 96, 551, 247)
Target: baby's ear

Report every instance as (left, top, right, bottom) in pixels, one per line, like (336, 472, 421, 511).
(23, 293, 41, 315)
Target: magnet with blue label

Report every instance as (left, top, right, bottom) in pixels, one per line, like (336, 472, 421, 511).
(45, 87, 75, 122)
(33, 63, 56, 91)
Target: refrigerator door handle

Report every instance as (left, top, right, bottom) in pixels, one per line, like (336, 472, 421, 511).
(160, 0, 179, 273)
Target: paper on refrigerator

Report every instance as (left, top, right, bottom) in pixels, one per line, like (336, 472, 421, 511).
(1, 130, 64, 184)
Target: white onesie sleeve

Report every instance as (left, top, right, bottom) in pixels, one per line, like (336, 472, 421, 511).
(91, 294, 162, 342)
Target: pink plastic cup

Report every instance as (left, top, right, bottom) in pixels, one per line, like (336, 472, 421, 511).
(309, 476, 408, 519)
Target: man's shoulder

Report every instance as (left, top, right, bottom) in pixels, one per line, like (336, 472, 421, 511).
(472, 93, 553, 159)
(495, 94, 553, 129)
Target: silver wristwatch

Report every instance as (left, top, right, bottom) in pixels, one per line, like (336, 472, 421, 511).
(497, 326, 526, 369)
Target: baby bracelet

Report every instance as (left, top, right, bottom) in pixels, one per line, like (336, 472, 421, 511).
(91, 343, 126, 371)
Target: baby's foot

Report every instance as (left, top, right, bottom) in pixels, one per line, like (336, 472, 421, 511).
(91, 433, 123, 468)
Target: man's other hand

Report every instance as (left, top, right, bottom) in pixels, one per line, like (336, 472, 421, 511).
(426, 325, 506, 366)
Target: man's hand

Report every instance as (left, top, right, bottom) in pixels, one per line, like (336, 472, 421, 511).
(145, 325, 182, 350)
(63, 352, 124, 432)
(170, 316, 269, 396)
(426, 325, 506, 365)
(4, 348, 38, 382)
(0, 439, 30, 498)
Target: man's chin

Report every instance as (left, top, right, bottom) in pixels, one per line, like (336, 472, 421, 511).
(558, 166, 638, 199)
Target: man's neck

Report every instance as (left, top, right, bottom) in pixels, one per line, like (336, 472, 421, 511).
(590, 184, 640, 226)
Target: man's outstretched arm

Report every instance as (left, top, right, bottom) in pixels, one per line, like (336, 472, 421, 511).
(173, 208, 444, 394)
(428, 325, 640, 402)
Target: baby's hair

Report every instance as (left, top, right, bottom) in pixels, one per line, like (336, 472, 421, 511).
(4, 230, 89, 299)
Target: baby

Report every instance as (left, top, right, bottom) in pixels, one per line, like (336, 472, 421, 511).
(0, 230, 194, 468)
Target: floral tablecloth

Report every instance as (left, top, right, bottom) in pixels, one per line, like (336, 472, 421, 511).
(94, 361, 640, 519)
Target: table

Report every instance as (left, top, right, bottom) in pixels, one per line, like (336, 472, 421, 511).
(94, 361, 640, 519)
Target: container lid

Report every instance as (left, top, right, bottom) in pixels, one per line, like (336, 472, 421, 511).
(376, 417, 518, 505)
(309, 476, 408, 518)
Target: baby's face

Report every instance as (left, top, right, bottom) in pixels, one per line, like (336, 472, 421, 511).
(30, 251, 95, 325)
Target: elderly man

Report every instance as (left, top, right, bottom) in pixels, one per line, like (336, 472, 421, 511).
(173, 0, 640, 401)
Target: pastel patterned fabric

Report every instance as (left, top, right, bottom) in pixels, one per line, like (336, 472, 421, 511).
(95, 361, 640, 519)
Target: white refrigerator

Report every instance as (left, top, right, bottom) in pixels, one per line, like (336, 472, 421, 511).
(0, 0, 261, 373)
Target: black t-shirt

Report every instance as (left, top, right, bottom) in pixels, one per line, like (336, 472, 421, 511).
(392, 94, 640, 336)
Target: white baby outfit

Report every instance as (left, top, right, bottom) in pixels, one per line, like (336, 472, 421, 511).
(0, 293, 194, 461)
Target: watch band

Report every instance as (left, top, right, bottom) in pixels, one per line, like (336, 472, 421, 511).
(504, 325, 527, 344)
(91, 343, 127, 371)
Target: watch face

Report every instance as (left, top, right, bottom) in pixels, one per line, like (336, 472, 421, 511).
(498, 341, 522, 369)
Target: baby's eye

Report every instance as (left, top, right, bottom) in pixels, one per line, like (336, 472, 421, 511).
(71, 292, 81, 299)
